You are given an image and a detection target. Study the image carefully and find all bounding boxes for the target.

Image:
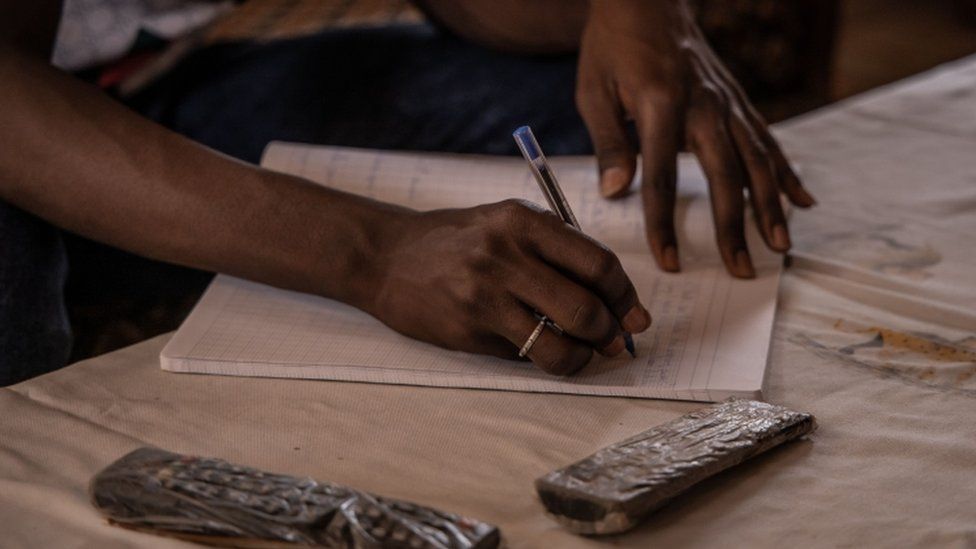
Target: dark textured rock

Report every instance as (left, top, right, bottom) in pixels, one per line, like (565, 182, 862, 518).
(536, 399, 816, 535)
(91, 447, 500, 548)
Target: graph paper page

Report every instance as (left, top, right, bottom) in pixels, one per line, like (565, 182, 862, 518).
(161, 142, 783, 401)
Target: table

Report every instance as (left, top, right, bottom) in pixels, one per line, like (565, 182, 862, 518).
(3, 56, 975, 548)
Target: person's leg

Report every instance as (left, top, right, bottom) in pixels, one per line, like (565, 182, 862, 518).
(128, 24, 592, 161)
(0, 202, 72, 385)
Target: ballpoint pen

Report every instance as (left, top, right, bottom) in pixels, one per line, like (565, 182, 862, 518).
(513, 125, 636, 358)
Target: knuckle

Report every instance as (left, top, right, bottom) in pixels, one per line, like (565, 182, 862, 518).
(474, 200, 538, 252)
(639, 85, 678, 111)
(453, 279, 489, 312)
(570, 297, 605, 333)
(586, 247, 621, 281)
(494, 198, 523, 219)
(500, 197, 534, 211)
(465, 236, 501, 274)
(493, 198, 540, 227)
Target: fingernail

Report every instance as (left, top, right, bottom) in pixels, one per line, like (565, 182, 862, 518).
(599, 167, 630, 198)
(772, 224, 791, 251)
(601, 335, 626, 357)
(662, 246, 680, 272)
(798, 187, 817, 207)
(623, 304, 652, 333)
(734, 249, 756, 279)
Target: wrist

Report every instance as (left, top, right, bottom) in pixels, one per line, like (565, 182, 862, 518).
(307, 190, 417, 315)
(226, 169, 415, 313)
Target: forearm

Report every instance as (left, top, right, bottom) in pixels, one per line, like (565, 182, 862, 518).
(0, 47, 405, 310)
(415, 0, 588, 53)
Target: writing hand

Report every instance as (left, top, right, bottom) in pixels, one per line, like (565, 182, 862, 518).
(576, 0, 816, 278)
(368, 199, 651, 375)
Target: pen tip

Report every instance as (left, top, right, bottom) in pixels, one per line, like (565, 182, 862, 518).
(624, 333, 636, 357)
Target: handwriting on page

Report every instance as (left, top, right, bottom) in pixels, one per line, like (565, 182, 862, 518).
(160, 143, 780, 401)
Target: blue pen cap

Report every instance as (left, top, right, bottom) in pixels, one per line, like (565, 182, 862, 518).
(513, 126, 543, 162)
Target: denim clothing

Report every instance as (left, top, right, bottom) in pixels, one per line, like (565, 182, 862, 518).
(0, 204, 72, 385)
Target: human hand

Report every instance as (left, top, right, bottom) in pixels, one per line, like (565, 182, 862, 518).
(367, 199, 651, 375)
(576, 0, 816, 278)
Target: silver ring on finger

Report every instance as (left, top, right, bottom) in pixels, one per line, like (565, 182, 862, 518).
(518, 316, 549, 358)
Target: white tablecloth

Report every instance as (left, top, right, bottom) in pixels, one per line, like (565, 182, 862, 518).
(3, 56, 975, 548)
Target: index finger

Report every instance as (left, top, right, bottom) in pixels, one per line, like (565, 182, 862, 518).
(527, 216, 651, 334)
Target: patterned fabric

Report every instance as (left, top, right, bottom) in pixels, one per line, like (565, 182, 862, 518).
(53, 0, 232, 70)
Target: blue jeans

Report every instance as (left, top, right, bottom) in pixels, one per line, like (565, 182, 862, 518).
(0, 24, 589, 385)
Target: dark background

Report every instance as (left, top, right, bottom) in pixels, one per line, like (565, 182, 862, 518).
(65, 0, 976, 362)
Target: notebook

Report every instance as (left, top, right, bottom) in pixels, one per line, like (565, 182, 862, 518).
(161, 142, 784, 401)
